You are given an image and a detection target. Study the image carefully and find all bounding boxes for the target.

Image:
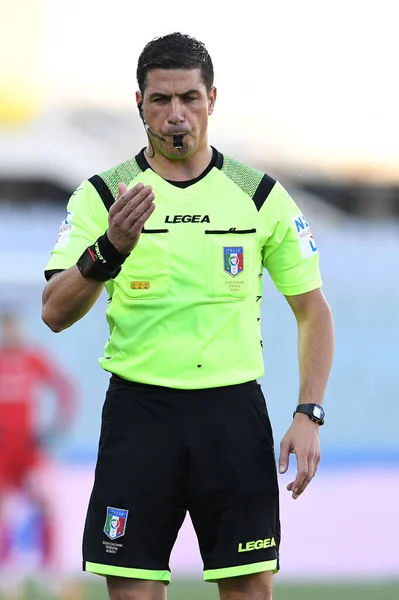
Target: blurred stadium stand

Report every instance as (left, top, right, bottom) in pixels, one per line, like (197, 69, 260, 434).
(0, 108, 143, 201)
(1, 108, 399, 218)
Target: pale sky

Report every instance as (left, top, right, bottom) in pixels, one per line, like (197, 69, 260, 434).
(2, 0, 399, 179)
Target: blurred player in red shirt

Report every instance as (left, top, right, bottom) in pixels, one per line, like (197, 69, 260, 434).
(0, 310, 77, 594)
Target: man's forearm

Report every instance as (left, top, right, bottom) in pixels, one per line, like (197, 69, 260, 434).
(42, 266, 105, 333)
(297, 299, 334, 405)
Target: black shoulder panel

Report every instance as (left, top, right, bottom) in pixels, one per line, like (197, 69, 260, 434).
(88, 175, 114, 212)
(252, 174, 276, 211)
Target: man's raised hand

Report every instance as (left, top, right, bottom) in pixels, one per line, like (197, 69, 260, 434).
(107, 182, 156, 254)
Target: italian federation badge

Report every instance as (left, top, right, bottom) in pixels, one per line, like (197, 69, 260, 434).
(104, 507, 128, 540)
(224, 247, 244, 277)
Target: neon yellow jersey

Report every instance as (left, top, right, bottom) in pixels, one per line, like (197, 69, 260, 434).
(45, 149, 322, 389)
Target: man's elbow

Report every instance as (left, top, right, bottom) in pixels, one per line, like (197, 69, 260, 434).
(41, 305, 66, 333)
(310, 294, 333, 324)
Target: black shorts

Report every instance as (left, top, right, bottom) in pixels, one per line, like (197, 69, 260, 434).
(82, 376, 280, 584)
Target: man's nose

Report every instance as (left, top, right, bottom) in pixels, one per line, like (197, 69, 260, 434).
(168, 99, 185, 124)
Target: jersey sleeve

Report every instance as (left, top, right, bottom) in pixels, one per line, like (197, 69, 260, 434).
(45, 180, 109, 273)
(261, 182, 323, 295)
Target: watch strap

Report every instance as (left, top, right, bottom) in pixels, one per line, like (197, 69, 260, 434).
(293, 403, 325, 425)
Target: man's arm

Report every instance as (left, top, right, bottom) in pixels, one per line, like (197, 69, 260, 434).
(42, 182, 155, 333)
(278, 287, 334, 498)
(42, 268, 105, 333)
(286, 287, 334, 406)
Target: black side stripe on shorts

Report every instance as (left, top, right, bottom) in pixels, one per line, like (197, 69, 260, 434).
(88, 175, 115, 212)
(252, 174, 276, 211)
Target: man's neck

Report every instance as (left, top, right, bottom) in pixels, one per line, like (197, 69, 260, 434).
(144, 144, 213, 182)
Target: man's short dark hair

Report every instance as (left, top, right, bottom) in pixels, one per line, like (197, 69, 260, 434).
(137, 32, 214, 95)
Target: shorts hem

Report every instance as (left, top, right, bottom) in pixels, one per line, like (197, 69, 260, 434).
(204, 559, 278, 582)
(84, 561, 171, 583)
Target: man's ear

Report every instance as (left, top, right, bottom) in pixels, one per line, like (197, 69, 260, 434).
(136, 91, 143, 108)
(208, 86, 217, 115)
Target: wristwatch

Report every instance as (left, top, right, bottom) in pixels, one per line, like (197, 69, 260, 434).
(293, 403, 325, 425)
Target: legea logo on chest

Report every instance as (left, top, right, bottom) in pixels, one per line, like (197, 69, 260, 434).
(165, 215, 210, 223)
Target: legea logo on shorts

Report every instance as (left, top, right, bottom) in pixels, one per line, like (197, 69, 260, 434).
(104, 507, 129, 540)
(238, 537, 276, 552)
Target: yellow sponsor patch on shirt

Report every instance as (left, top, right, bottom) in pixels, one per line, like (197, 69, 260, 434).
(130, 281, 150, 290)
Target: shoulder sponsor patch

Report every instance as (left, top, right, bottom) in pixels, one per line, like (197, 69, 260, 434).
(104, 507, 128, 540)
(292, 215, 318, 258)
(55, 211, 74, 248)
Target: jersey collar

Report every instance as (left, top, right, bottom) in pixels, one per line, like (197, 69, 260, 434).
(135, 147, 223, 189)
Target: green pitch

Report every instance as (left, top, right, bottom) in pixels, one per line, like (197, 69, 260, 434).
(170, 580, 397, 600)
(14, 578, 399, 600)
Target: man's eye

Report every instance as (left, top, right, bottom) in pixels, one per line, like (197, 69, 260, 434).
(153, 98, 168, 103)
(185, 96, 197, 101)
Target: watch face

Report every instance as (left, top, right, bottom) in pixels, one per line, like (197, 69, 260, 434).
(313, 405, 324, 420)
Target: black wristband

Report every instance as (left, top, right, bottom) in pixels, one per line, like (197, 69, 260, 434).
(92, 233, 130, 271)
(77, 234, 130, 281)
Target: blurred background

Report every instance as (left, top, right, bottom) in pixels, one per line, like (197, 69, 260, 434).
(0, 0, 398, 598)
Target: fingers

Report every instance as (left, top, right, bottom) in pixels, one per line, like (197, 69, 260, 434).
(287, 452, 320, 499)
(111, 185, 154, 225)
(313, 453, 321, 478)
(279, 439, 291, 474)
(111, 183, 150, 214)
(123, 190, 155, 231)
(130, 201, 156, 233)
(117, 182, 128, 200)
(107, 183, 156, 254)
(288, 456, 309, 499)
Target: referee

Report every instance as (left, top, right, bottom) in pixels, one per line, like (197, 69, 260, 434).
(42, 32, 334, 600)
